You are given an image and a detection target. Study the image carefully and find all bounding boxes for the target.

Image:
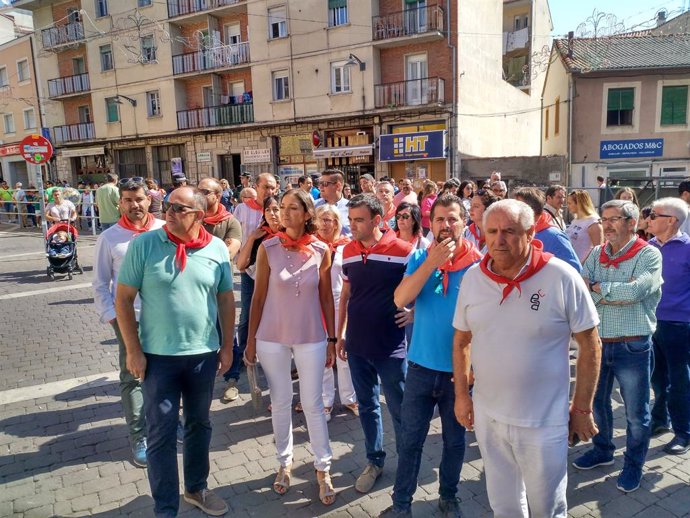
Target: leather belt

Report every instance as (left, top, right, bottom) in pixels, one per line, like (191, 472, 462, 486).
(600, 335, 645, 343)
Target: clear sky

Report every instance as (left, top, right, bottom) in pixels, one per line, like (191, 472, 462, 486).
(550, 0, 689, 38)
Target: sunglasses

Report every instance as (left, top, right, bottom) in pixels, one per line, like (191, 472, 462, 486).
(163, 201, 197, 213)
(648, 212, 674, 220)
(319, 180, 337, 187)
(198, 188, 218, 196)
(395, 213, 411, 220)
(118, 176, 144, 185)
(600, 216, 630, 224)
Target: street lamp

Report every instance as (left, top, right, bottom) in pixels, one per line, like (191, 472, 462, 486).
(345, 53, 366, 71)
(114, 94, 137, 107)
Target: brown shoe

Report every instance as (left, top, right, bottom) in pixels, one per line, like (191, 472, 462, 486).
(184, 488, 228, 516)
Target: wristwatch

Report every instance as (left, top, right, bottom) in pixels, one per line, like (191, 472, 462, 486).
(327, 337, 338, 344)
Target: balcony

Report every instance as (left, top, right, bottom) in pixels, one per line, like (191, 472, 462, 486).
(53, 122, 95, 145)
(47, 73, 90, 98)
(167, 0, 242, 18)
(42, 22, 84, 49)
(172, 42, 250, 75)
(177, 102, 253, 130)
(372, 5, 444, 46)
(374, 77, 445, 109)
(503, 27, 530, 55)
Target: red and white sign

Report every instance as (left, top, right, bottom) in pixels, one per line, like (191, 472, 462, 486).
(0, 144, 20, 157)
(20, 134, 53, 165)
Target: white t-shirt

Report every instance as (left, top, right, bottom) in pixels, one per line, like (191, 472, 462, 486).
(452, 257, 599, 427)
(566, 215, 600, 263)
(233, 203, 263, 247)
(46, 200, 76, 221)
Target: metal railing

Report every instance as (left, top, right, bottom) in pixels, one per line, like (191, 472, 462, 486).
(47, 73, 90, 98)
(177, 102, 253, 130)
(172, 42, 250, 75)
(372, 5, 444, 41)
(42, 22, 84, 48)
(53, 122, 95, 145)
(1, 193, 99, 235)
(167, 0, 242, 18)
(374, 77, 445, 108)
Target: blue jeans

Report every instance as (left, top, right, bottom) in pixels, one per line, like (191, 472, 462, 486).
(143, 351, 217, 518)
(651, 321, 690, 441)
(393, 362, 465, 510)
(592, 337, 652, 472)
(348, 352, 407, 467)
(224, 271, 254, 382)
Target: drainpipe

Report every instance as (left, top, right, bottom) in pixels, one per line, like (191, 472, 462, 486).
(567, 75, 574, 189)
(446, 1, 457, 179)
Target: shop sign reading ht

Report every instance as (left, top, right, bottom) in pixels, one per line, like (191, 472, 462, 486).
(20, 134, 54, 165)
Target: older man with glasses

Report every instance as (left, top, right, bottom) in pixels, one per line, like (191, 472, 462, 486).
(116, 186, 235, 517)
(315, 169, 351, 236)
(646, 198, 690, 456)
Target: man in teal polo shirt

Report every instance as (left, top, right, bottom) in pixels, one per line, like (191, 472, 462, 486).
(116, 186, 235, 517)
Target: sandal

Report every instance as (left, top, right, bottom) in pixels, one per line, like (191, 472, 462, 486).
(273, 464, 291, 495)
(316, 470, 336, 506)
(343, 403, 359, 416)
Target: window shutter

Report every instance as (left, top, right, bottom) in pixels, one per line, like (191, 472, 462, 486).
(328, 0, 347, 8)
(661, 85, 688, 125)
(619, 88, 634, 110)
(607, 90, 620, 111)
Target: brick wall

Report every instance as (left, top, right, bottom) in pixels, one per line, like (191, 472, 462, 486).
(52, 0, 81, 24)
(57, 48, 87, 77)
(216, 13, 249, 42)
(62, 95, 91, 126)
(181, 69, 253, 109)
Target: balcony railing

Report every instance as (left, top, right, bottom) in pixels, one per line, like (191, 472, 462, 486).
(374, 77, 445, 109)
(372, 5, 444, 41)
(47, 73, 90, 98)
(42, 22, 84, 49)
(167, 0, 241, 18)
(53, 122, 95, 145)
(172, 42, 250, 75)
(177, 102, 253, 130)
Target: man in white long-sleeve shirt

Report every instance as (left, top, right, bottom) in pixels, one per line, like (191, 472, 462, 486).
(92, 178, 164, 468)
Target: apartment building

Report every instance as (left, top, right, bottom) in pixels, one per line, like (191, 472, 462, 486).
(541, 28, 690, 198)
(0, 33, 40, 186)
(8, 0, 550, 188)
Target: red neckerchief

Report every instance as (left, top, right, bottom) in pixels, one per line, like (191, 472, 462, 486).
(468, 223, 484, 247)
(534, 212, 554, 233)
(261, 225, 278, 238)
(203, 204, 233, 226)
(117, 213, 155, 234)
(164, 225, 213, 272)
(317, 233, 351, 255)
(276, 231, 317, 255)
(479, 240, 553, 304)
(599, 237, 648, 269)
(396, 231, 420, 244)
(244, 198, 263, 211)
(431, 239, 483, 295)
(381, 206, 396, 231)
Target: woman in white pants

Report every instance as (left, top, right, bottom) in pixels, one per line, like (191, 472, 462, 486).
(245, 189, 337, 505)
(315, 205, 358, 418)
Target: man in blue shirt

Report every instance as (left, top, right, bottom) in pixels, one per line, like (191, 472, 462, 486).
(380, 195, 480, 518)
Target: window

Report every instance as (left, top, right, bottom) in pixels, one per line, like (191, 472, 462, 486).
(554, 96, 560, 135)
(105, 97, 119, 123)
(95, 0, 108, 17)
(23, 108, 36, 129)
(67, 8, 81, 23)
(607, 87, 634, 126)
(147, 90, 161, 116)
(138, 0, 152, 6)
(140, 35, 157, 63)
(78, 105, 91, 123)
(328, 0, 348, 27)
(330, 62, 351, 94)
(544, 108, 549, 140)
(0, 66, 7, 87)
(272, 70, 290, 100)
(3, 113, 15, 133)
(224, 23, 241, 45)
(202, 86, 214, 107)
(100, 45, 113, 71)
(268, 6, 287, 39)
(17, 59, 29, 82)
(72, 57, 85, 75)
(660, 85, 688, 125)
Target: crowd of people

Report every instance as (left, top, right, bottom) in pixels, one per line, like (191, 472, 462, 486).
(86, 170, 690, 518)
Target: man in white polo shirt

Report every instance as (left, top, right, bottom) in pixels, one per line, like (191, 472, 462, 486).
(452, 199, 601, 518)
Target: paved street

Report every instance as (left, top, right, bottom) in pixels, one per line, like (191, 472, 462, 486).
(0, 224, 689, 518)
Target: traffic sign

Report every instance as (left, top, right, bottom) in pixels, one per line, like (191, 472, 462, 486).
(20, 134, 53, 165)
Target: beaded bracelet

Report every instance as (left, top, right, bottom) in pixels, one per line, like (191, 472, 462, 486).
(570, 406, 593, 415)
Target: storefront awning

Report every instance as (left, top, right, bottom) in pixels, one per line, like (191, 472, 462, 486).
(312, 144, 373, 159)
(60, 146, 105, 158)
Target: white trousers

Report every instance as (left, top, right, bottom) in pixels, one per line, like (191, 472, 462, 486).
(473, 403, 568, 518)
(322, 355, 357, 407)
(257, 339, 333, 471)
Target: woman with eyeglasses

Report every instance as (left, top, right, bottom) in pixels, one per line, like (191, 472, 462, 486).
(394, 202, 429, 250)
(566, 190, 604, 263)
(420, 180, 438, 235)
(244, 189, 337, 506)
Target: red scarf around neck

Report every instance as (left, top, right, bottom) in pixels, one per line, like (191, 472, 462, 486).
(381, 206, 396, 231)
(261, 224, 278, 238)
(164, 225, 213, 272)
(244, 198, 263, 212)
(468, 222, 484, 247)
(118, 213, 156, 234)
(317, 233, 351, 255)
(534, 212, 554, 233)
(599, 237, 648, 269)
(276, 231, 317, 255)
(479, 240, 553, 304)
(432, 239, 483, 295)
(203, 204, 233, 226)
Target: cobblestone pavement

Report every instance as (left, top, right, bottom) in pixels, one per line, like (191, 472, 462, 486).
(1, 224, 689, 518)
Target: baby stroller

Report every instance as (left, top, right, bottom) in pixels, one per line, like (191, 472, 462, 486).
(46, 221, 84, 280)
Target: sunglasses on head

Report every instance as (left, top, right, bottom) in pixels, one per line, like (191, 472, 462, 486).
(163, 201, 197, 213)
(118, 176, 144, 185)
(395, 213, 411, 220)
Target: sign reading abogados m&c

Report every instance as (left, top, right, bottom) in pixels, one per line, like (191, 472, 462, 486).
(600, 138, 664, 159)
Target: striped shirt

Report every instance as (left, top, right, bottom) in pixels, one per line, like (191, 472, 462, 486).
(582, 236, 662, 338)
